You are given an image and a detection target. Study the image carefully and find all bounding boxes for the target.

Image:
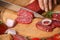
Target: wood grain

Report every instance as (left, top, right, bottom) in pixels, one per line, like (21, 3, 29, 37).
(0, 34, 12, 40)
(4, 0, 34, 6)
(2, 6, 60, 38)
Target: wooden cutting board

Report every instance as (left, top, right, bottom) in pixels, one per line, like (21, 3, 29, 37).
(4, 0, 34, 6)
(0, 34, 12, 40)
(1, 5, 60, 38)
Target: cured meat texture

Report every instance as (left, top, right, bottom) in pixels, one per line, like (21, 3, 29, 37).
(26, 0, 41, 12)
(13, 35, 26, 40)
(52, 13, 60, 20)
(0, 22, 8, 34)
(50, 20, 60, 28)
(36, 18, 60, 32)
(16, 9, 34, 24)
(36, 21, 53, 32)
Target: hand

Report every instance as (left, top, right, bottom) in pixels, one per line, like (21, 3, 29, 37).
(38, 0, 57, 12)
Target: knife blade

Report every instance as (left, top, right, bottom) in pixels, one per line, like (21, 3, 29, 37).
(0, 0, 44, 18)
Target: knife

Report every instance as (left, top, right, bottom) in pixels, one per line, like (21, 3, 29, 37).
(0, 0, 44, 18)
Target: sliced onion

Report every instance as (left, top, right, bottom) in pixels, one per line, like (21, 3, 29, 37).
(5, 29, 16, 35)
(5, 19, 15, 28)
(42, 18, 52, 25)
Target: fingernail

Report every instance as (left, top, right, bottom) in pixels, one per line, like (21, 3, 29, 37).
(45, 10, 48, 12)
(49, 7, 52, 11)
(54, 1, 57, 5)
(45, 8, 48, 12)
(41, 7, 44, 10)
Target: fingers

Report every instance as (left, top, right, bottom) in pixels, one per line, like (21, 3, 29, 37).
(38, 0, 44, 10)
(43, 0, 48, 12)
(49, 0, 52, 10)
(38, 0, 57, 12)
(54, 0, 57, 5)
